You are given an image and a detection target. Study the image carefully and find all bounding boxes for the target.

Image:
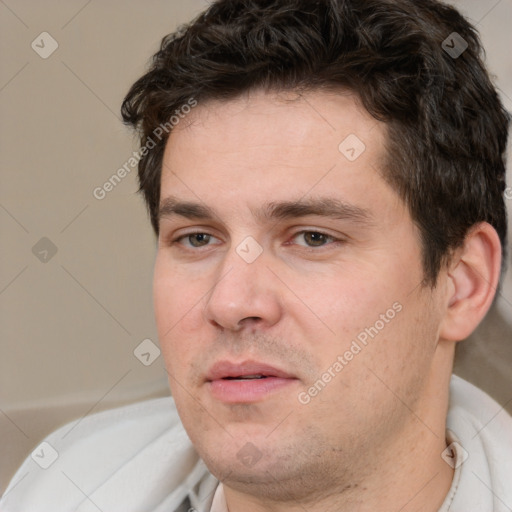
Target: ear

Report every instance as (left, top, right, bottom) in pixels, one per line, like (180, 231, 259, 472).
(439, 222, 502, 341)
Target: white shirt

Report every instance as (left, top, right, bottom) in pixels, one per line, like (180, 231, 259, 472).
(210, 483, 229, 512)
(1, 375, 511, 512)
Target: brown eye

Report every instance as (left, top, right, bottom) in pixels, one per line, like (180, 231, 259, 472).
(186, 233, 212, 247)
(293, 231, 335, 247)
(171, 232, 217, 249)
(303, 232, 330, 246)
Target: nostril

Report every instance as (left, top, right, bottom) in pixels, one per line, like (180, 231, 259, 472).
(238, 316, 263, 327)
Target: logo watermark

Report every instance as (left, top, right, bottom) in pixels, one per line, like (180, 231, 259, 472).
(442, 32, 468, 59)
(31, 32, 59, 59)
(31, 441, 59, 469)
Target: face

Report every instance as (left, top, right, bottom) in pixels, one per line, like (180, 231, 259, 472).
(154, 90, 448, 500)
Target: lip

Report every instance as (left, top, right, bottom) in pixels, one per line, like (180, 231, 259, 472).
(206, 360, 295, 381)
(206, 360, 298, 404)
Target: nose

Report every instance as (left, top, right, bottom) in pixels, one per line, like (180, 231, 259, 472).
(202, 246, 283, 332)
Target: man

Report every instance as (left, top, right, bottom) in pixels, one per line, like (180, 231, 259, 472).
(1, 0, 511, 511)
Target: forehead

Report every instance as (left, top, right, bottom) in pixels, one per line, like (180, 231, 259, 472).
(166, 88, 385, 158)
(160, 89, 399, 222)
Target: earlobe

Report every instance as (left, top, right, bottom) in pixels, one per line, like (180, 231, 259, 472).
(439, 222, 502, 342)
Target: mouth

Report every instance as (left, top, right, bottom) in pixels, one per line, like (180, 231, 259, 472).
(206, 360, 298, 403)
(224, 375, 270, 380)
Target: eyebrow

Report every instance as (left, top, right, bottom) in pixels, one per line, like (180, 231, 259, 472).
(158, 196, 373, 226)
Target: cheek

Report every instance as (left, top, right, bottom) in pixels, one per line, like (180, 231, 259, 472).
(154, 255, 206, 328)
(350, 292, 440, 400)
(291, 267, 396, 343)
(153, 256, 208, 371)
(292, 264, 431, 386)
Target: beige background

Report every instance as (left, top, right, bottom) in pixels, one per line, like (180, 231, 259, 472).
(1, 0, 511, 495)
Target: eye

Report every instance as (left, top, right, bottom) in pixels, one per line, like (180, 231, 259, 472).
(174, 232, 220, 249)
(291, 231, 338, 248)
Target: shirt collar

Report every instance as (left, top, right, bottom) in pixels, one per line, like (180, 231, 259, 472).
(210, 482, 229, 512)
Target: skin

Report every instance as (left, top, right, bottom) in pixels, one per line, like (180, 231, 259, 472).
(153, 89, 501, 512)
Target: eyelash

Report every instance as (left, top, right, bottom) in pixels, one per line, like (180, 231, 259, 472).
(169, 230, 342, 251)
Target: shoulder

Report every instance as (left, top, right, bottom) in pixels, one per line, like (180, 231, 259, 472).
(448, 374, 512, 439)
(447, 375, 512, 510)
(0, 397, 203, 512)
